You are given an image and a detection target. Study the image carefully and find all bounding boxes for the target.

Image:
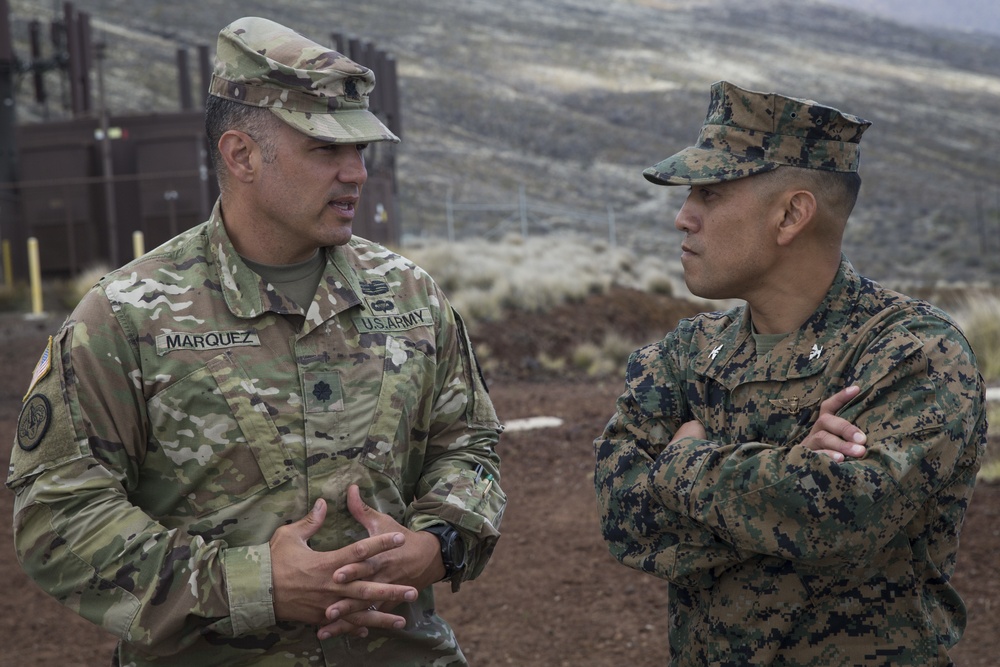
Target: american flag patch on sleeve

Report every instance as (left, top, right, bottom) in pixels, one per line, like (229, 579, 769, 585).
(23, 336, 53, 401)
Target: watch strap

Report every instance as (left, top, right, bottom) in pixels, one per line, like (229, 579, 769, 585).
(422, 523, 466, 580)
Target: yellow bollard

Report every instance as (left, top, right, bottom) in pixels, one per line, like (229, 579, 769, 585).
(1, 239, 11, 287)
(27, 237, 44, 316)
(133, 231, 145, 259)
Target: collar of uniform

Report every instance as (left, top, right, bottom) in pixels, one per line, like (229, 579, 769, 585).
(206, 203, 269, 319)
(303, 244, 364, 325)
(690, 308, 750, 385)
(798, 255, 864, 339)
(751, 256, 862, 381)
(205, 202, 364, 321)
(759, 256, 863, 379)
(692, 256, 861, 386)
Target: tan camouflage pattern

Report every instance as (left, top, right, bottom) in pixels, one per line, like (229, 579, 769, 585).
(8, 200, 505, 666)
(595, 258, 986, 666)
(644, 80, 872, 185)
(210, 16, 399, 144)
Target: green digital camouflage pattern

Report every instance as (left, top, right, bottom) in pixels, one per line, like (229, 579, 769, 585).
(209, 16, 399, 144)
(643, 80, 871, 186)
(594, 258, 985, 666)
(8, 200, 505, 666)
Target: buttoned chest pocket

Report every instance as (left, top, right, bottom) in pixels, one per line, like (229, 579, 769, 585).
(727, 379, 829, 447)
(141, 352, 295, 519)
(358, 334, 437, 486)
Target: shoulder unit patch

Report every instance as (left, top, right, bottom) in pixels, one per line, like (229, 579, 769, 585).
(17, 394, 52, 452)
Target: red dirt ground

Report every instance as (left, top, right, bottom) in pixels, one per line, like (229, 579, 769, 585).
(1, 288, 996, 666)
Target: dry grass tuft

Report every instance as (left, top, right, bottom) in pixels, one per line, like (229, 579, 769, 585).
(979, 402, 1000, 484)
(952, 293, 1000, 385)
(48, 265, 110, 311)
(571, 333, 640, 378)
(951, 295, 1000, 484)
(403, 232, 709, 325)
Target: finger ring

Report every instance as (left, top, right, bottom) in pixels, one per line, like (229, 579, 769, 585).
(367, 604, 377, 611)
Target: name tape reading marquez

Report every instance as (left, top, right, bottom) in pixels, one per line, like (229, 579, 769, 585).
(156, 330, 261, 355)
(153, 309, 431, 355)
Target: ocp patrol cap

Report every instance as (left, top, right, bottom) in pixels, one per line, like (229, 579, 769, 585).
(644, 81, 871, 186)
(209, 16, 399, 144)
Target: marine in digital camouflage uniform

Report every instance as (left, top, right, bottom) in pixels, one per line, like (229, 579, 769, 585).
(8, 17, 505, 666)
(594, 81, 986, 666)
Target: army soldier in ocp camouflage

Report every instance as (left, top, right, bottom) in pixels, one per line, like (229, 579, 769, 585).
(594, 81, 986, 666)
(7, 16, 505, 667)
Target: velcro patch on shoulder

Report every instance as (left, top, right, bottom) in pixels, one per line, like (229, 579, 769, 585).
(7, 331, 88, 489)
(8, 384, 80, 488)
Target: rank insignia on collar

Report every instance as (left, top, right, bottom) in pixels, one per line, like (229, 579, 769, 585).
(710, 344, 724, 360)
(809, 344, 823, 361)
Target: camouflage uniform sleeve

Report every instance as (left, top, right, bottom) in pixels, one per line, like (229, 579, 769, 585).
(7, 289, 274, 650)
(647, 315, 985, 567)
(404, 299, 505, 588)
(594, 338, 744, 587)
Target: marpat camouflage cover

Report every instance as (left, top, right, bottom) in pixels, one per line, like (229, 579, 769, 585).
(595, 258, 985, 666)
(643, 80, 871, 186)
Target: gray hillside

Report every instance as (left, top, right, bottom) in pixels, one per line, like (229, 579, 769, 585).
(9, 0, 1000, 283)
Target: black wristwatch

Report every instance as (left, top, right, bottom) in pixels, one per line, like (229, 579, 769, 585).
(422, 524, 466, 581)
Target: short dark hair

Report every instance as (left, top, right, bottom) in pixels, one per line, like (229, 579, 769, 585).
(204, 95, 278, 182)
(825, 170, 862, 210)
(755, 167, 862, 219)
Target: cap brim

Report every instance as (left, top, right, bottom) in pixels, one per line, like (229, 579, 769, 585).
(271, 107, 400, 144)
(643, 146, 778, 186)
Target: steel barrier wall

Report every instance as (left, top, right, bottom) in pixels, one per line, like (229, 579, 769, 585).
(1, 111, 399, 280)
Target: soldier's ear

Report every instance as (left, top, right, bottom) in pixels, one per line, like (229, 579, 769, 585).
(218, 130, 257, 184)
(775, 189, 817, 247)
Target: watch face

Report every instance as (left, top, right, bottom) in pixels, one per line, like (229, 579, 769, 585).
(429, 525, 465, 575)
(446, 533, 465, 569)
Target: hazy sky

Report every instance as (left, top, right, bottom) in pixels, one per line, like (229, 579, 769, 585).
(822, 0, 1000, 36)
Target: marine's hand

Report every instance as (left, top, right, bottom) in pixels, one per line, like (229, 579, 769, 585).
(268, 498, 418, 638)
(800, 385, 867, 462)
(669, 419, 707, 444)
(318, 485, 444, 637)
